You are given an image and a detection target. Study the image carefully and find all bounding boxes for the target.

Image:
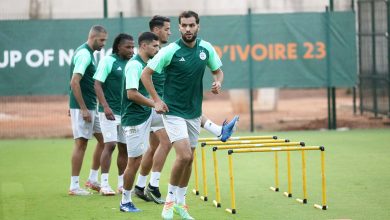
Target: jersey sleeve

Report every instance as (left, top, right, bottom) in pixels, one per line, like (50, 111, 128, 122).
(72, 49, 92, 76)
(147, 43, 180, 74)
(124, 60, 143, 90)
(200, 40, 222, 71)
(93, 56, 115, 82)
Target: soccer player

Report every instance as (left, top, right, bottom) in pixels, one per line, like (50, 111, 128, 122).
(141, 11, 225, 219)
(134, 15, 239, 205)
(119, 32, 160, 212)
(68, 25, 107, 196)
(93, 33, 135, 195)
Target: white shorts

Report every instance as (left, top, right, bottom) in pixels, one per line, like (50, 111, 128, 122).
(150, 109, 165, 132)
(70, 109, 101, 140)
(162, 115, 201, 148)
(98, 113, 126, 144)
(123, 115, 152, 157)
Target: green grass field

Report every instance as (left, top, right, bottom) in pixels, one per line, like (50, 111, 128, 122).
(1, 129, 390, 220)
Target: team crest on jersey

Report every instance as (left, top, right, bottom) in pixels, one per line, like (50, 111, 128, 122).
(199, 51, 206, 60)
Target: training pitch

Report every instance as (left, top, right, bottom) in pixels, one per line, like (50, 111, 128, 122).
(0, 129, 389, 219)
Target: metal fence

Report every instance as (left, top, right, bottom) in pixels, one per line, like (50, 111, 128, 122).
(358, 0, 390, 117)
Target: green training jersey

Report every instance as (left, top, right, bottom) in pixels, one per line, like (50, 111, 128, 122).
(69, 43, 97, 110)
(121, 54, 151, 126)
(93, 54, 128, 115)
(147, 38, 222, 119)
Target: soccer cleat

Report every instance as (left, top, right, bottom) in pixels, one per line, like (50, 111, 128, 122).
(120, 201, 141, 212)
(68, 188, 91, 196)
(100, 186, 116, 196)
(85, 179, 101, 192)
(161, 201, 174, 220)
(174, 204, 194, 220)
(219, 115, 239, 142)
(145, 184, 165, 204)
(134, 185, 152, 202)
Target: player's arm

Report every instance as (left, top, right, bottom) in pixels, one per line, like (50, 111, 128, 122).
(125, 61, 154, 108)
(94, 80, 114, 120)
(211, 68, 224, 94)
(141, 67, 168, 113)
(70, 49, 93, 122)
(205, 41, 224, 95)
(70, 73, 91, 122)
(93, 57, 115, 120)
(127, 88, 154, 108)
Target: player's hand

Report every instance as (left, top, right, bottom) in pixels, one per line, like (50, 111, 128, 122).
(211, 81, 221, 94)
(154, 100, 169, 114)
(81, 109, 92, 122)
(104, 106, 115, 121)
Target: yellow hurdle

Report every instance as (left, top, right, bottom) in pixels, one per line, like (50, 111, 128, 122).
(191, 150, 200, 195)
(198, 139, 285, 201)
(198, 135, 277, 142)
(225, 146, 327, 214)
(211, 141, 304, 208)
(192, 135, 279, 199)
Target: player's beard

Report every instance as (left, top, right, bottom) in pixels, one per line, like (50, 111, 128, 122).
(181, 31, 197, 43)
(93, 40, 103, 51)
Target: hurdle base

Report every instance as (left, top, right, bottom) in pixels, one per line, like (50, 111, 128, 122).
(283, 192, 292, 197)
(269, 186, 279, 192)
(200, 196, 208, 201)
(296, 198, 307, 204)
(192, 189, 199, 195)
(212, 200, 221, 208)
(225, 208, 236, 214)
(314, 204, 327, 210)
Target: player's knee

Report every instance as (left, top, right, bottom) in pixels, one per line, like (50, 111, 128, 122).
(178, 152, 193, 165)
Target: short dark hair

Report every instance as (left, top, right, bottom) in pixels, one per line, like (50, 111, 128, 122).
(178, 10, 199, 24)
(149, 15, 170, 31)
(138, 32, 159, 46)
(112, 33, 133, 54)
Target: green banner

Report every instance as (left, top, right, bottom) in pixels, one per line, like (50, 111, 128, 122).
(0, 12, 356, 95)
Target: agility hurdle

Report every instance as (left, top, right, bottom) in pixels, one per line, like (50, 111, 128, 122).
(211, 141, 305, 208)
(225, 146, 327, 214)
(192, 136, 277, 197)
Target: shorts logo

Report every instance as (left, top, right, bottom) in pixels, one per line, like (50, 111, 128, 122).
(199, 51, 206, 60)
(124, 126, 138, 136)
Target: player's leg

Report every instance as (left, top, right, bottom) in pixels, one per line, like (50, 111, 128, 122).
(99, 141, 116, 195)
(68, 109, 94, 196)
(85, 113, 104, 192)
(160, 115, 193, 219)
(116, 122, 127, 193)
(145, 128, 172, 204)
(173, 117, 200, 220)
(201, 115, 239, 142)
(120, 118, 151, 213)
(134, 131, 158, 202)
(98, 113, 120, 195)
(145, 111, 172, 204)
(116, 142, 127, 193)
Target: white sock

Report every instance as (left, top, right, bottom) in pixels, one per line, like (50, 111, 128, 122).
(121, 189, 132, 204)
(176, 186, 188, 205)
(136, 174, 148, 188)
(88, 169, 99, 182)
(166, 184, 177, 203)
(150, 172, 161, 187)
(118, 174, 124, 188)
(203, 119, 222, 137)
(101, 173, 109, 188)
(70, 176, 80, 190)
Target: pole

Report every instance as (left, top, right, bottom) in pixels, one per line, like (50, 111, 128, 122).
(103, 0, 108, 18)
(247, 8, 255, 132)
